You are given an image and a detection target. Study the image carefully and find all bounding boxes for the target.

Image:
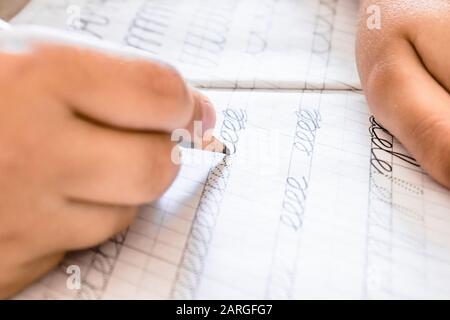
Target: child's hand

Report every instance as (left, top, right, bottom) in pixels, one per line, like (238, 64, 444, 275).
(356, 0, 450, 187)
(0, 44, 215, 298)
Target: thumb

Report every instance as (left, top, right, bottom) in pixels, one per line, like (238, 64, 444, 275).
(187, 89, 217, 137)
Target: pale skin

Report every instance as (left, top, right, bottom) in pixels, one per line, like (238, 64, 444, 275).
(0, 0, 449, 298)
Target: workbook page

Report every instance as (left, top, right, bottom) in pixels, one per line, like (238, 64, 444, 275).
(15, 90, 450, 300)
(11, 0, 360, 89)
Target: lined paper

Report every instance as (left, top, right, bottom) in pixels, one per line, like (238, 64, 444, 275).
(8, 0, 450, 300)
(11, 0, 360, 89)
(16, 90, 450, 299)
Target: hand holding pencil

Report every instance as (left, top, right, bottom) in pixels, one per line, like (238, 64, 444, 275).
(0, 25, 226, 298)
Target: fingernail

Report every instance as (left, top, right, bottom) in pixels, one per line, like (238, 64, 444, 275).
(200, 96, 217, 132)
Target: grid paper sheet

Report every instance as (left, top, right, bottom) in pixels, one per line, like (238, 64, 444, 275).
(7, 0, 450, 300)
(11, 0, 360, 90)
(16, 90, 450, 300)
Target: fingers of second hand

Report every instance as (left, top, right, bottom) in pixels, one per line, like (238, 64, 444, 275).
(361, 37, 450, 187)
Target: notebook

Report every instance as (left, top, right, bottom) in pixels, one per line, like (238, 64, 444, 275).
(11, 0, 360, 89)
(10, 0, 450, 299)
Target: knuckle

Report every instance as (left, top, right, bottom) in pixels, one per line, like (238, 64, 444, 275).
(157, 63, 188, 97)
(363, 54, 409, 105)
(363, 60, 396, 103)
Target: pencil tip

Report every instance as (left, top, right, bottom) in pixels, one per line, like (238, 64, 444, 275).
(222, 145, 231, 156)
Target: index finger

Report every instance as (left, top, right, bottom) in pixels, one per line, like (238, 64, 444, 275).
(32, 43, 215, 134)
